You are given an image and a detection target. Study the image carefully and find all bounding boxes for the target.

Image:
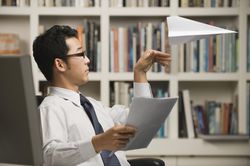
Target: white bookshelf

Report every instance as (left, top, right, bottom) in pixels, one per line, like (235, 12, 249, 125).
(1, 0, 250, 165)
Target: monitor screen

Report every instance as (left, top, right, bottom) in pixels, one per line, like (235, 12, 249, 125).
(0, 55, 43, 165)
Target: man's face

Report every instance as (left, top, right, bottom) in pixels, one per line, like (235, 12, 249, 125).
(64, 37, 90, 86)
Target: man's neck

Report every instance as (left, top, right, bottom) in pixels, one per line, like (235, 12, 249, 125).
(51, 81, 79, 92)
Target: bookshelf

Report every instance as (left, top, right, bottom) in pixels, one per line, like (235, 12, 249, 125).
(1, 0, 250, 165)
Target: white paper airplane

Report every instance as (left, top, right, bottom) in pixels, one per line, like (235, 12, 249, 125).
(167, 16, 236, 45)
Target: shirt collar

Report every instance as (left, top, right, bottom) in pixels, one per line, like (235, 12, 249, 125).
(48, 86, 82, 107)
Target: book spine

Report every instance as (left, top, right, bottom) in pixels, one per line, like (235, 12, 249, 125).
(110, 30, 114, 72)
(183, 90, 195, 138)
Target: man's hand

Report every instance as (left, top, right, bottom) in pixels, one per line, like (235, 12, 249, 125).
(92, 125, 136, 152)
(134, 49, 171, 83)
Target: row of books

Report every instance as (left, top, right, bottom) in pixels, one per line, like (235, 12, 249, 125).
(155, 88, 169, 138)
(178, 28, 238, 73)
(76, 20, 101, 72)
(247, 28, 250, 72)
(109, 20, 169, 72)
(0, 0, 29, 6)
(247, 82, 250, 135)
(110, 81, 134, 106)
(0, 33, 20, 55)
(109, 81, 169, 106)
(109, 0, 170, 7)
(179, 89, 238, 138)
(38, 0, 100, 7)
(179, 0, 239, 7)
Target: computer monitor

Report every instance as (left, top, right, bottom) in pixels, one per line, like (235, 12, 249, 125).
(0, 55, 43, 165)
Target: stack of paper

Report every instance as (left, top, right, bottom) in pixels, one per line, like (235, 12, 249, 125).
(124, 97, 178, 150)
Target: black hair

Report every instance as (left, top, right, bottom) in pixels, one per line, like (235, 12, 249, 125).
(33, 25, 77, 82)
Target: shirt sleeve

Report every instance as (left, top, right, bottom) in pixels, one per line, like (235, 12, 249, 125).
(133, 82, 153, 98)
(40, 104, 97, 166)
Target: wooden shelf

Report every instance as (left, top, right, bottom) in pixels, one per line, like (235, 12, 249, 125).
(109, 8, 171, 16)
(177, 8, 238, 16)
(126, 138, 250, 156)
(0, 7, 31, 15)
(197, 134, 250, 141)
(37, 7, 101, 16)
(177, 73, 239, 81)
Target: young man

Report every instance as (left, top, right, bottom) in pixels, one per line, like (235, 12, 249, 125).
(33, 25, 171, 166)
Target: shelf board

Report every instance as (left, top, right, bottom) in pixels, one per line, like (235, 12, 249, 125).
(0, 7, 31, 15)
(88, 72, 102, 81)
(126, 138, 250, 157)
(177, 73, 239, 81)
(197, 134, 249, 141)
(177, 8, 238, 16)
(108, 72, 133, 80)
(107, 72, 172, 81)
(37, 72, 101, 81)
(37, 7, 101, 16)
(109, 7, 171, 16)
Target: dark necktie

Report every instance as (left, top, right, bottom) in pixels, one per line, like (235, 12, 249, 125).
(80, 94, 121, 166)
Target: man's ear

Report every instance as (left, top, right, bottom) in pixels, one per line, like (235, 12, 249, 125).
(54, 58, 67, 72)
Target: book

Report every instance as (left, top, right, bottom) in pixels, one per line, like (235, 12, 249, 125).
(182, 89, 195, 138)
(0, 33, 20, 55)
(178, 91, 188, 137)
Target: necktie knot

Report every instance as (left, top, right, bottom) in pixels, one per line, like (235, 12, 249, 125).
(80, 94, 90, 106)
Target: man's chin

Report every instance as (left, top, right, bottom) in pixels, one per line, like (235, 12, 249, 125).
(81, 77, 89, 85)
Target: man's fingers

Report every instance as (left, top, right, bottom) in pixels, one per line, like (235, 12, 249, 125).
(112, 134, 133, 149)
(112, 125, 136, 137)
(119, 127, 136, 133)
(155, 56, 172, 62)
(157, 61, 170, 67)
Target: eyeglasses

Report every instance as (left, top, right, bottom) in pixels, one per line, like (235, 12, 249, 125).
(67, 51, 86, 58)
(57, 51, 86, 59)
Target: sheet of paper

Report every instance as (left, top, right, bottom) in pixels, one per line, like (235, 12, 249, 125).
(123, 97, 178, 151)
(167, 16, 236, 45)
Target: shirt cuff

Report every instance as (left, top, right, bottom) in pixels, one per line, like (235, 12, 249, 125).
(77, 140, 97, 160)
(133, 82, 153, 98)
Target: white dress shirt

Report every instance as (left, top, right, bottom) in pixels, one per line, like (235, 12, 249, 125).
(39, 82, 152, 166)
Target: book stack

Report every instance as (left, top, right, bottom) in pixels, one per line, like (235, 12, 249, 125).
(0, 33, 20, 55)
(247, 82, 250, 136)
(155, 88, 169, 138)
(0, 0, 29, 6)
(179, 0, 240, 8)
(178, 89, 239, 138)
(109, 0, 170, 7)
(110, 81, 133, 107)
(77, 20, 101, 72)
(248, 27, 250, 72)
(110, 20, 169, 73)
(38, 0, 100, 7)
(178, 26, 238, 73)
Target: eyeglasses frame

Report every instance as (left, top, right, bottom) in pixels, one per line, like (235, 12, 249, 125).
(56, 51, 86, 59)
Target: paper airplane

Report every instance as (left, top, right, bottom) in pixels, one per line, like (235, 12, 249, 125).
(167, 16, 236, 45)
